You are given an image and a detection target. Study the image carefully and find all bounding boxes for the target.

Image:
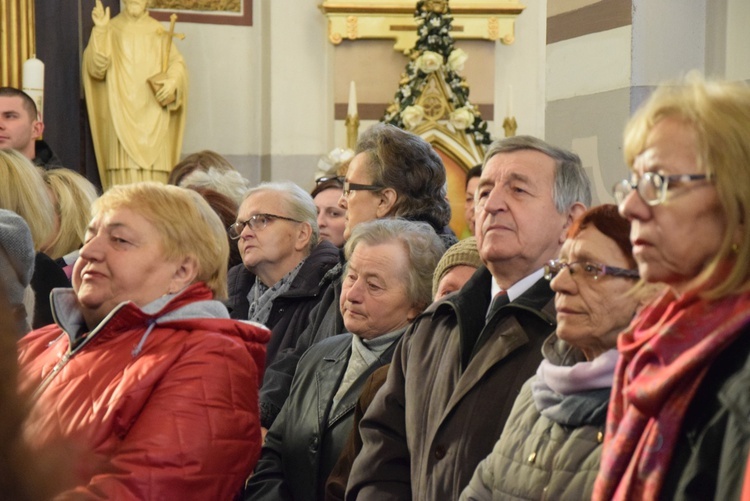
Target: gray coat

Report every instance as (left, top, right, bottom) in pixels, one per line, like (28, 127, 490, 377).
(460, 335, 607, 501)
(346, 267, 557, 500)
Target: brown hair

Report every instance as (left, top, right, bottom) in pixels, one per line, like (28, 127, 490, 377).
(0, 87, 37, 119)
(355, 123, 451, 230)
(311, 177, 344, 199)
(567, 204, 635, 269)
(187, 186, 242, 270)
(168, 150, 236, 186)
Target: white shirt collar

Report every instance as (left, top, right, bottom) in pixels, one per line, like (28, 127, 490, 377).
(490, 268, 545, 303)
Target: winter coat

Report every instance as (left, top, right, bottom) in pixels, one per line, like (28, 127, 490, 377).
(325, 364, 390, 501)
(346, 267, 556, 500)
(259, 262, 345, 428)
(257, 221, 455, 430)
(18, 282, 270, 500)
(460, 336, 607, 501)
(660, 323, 750, 500)
(227, 239, 339, 366)
(246, 332, 400, 501)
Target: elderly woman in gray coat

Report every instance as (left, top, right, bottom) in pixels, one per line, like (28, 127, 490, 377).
(245, 218, 444, 501)
(460, 205, 655, 501)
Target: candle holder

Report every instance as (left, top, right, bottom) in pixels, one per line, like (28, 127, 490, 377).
(502, 116, 517, 138)
(345, 114, 360, 150)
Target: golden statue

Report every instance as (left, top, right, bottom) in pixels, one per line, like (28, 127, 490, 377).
(82, 0, 188, 190)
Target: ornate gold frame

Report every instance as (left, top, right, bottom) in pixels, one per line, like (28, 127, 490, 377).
(150, 0, 252, 26)
(319, 0, 524, 51)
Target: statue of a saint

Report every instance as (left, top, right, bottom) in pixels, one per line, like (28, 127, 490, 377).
(83, 0, 188, 190)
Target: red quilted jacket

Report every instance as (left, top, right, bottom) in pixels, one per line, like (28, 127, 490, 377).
(18, 282, 270, 500)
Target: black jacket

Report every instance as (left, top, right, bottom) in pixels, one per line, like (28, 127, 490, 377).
(226, 240, 339, 366)
(33, 140, 64, 169)
(245, 332, 401, 501)
(660, 322, 750, 500)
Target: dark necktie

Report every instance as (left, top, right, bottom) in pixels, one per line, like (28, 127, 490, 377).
(485, 291, 509, 323)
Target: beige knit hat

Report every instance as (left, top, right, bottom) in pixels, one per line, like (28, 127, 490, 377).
(432, 236, 483, 297)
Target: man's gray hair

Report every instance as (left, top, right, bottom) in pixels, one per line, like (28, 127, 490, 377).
(483, 135, 592, 212)
(242, 181, 320, 252)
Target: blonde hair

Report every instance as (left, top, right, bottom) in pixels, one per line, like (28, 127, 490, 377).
(0, 150, 54, 250)
(624, 74, 750, 298)
(93, 183, 229, 299)
(41, 169, 99, 260)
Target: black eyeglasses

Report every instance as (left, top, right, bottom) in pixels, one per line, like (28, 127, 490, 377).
(612, 172, 710, 207)
(228, 213, 301, 240)
(316, 175, 344, 185)
(544, 259, 639, 281)
(342, 180, 385, 197)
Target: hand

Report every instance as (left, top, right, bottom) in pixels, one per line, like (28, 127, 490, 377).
(155, 78, 177, 104)
(92, 0, 110, 28)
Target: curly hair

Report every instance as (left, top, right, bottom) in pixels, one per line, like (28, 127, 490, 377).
(356, 123, 451, 230)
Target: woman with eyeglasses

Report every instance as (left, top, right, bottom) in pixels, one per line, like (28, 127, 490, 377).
(460, 204, 653, 501)
(591, 76, 750, 500)
(226, 181, 340, 367)
(311, 176, 347, 248)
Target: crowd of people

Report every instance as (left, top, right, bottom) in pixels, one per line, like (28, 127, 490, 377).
(1, 74, 750, 500)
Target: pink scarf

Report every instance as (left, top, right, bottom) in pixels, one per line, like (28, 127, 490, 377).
(592, 286, 750, 500)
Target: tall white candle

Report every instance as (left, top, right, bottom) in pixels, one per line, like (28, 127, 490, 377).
(348, 81, 358, 117)
(22, 56, 45, 120)
(506, 84, 513, 118)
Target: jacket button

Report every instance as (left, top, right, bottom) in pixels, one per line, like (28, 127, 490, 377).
(434, 445, 446, 460)
(309, 437, 319, 453)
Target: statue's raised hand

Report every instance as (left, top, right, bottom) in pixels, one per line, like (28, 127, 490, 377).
(92, 0, 110, 27)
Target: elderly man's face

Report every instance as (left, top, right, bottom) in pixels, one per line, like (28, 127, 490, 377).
(475, 150, 570, 286)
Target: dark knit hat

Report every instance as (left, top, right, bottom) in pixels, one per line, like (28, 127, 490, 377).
(432, 236, 483, 297)
(0, 209, 35, 305)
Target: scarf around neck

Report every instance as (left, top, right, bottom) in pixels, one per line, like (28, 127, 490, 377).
(592, 286, 750, 501)
(246, 260, 304, 326)
(531, 348, 618, 427)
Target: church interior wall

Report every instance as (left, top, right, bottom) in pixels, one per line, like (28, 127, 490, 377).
(17, 0, 749, 190)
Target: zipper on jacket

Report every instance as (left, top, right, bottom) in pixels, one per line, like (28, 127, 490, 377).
(31, 303, 126, 401)
(32, 351, 72, 401)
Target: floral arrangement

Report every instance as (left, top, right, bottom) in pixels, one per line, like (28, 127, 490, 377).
(382, 0, 492, 146)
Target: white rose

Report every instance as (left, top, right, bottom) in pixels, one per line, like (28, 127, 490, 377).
(450, 107, 475, 130)
(447, 48, 468, 72)
(401, 105, 425, 129)
(415, 51, 443, 74)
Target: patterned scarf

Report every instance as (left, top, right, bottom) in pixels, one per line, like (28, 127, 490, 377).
(246, 260, 304, 326)
(592, 285, 750, 500)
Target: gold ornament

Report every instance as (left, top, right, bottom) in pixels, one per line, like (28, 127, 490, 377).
(423, 0, 448, 15)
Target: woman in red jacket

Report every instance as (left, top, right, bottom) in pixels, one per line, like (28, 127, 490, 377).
(18, 182, 270, 500)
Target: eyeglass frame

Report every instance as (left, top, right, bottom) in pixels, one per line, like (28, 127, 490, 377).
(544, 259, 640, 282)
(612, 172, 710, 207)
(228, 213, 302, 240)
(342, 180, 385, 197)
(315, 175, 344, 185)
